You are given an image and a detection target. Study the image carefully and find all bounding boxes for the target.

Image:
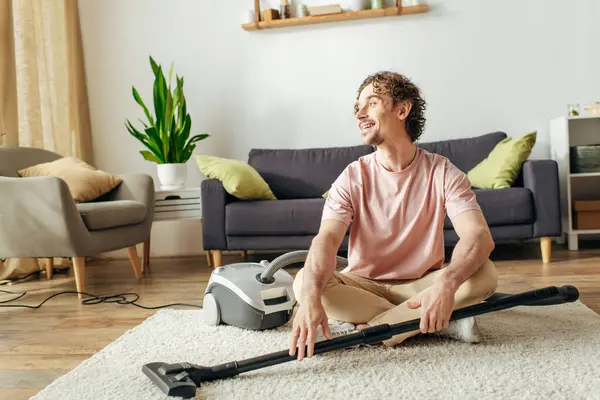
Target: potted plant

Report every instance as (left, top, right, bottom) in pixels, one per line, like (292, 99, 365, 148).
(125, 56, 209, 190)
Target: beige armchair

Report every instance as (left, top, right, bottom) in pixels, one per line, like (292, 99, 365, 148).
(0, 146, 154, 297)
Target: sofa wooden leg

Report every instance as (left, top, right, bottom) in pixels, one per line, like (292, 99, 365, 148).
(46, 257, 54, 280)
(72, 257, 86, 299)
(205, 251, 213, 268)
(241, 250, 247, 261)
(213, 250, 223, 268)
(541, 237, 551, 263)
(128, 246, 143, 279)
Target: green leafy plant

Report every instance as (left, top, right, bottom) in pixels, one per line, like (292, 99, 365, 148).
(125, 56, 209, 164)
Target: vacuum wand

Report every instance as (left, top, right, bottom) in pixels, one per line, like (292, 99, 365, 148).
(142, 285, 579, 398)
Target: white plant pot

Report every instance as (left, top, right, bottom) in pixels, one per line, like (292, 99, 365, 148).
(157, 163, 187, 190)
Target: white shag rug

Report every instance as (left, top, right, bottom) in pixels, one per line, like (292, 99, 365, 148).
(32, 301, 600, 400)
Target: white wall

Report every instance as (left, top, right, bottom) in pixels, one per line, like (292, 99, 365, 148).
(78, 0, 600, 257)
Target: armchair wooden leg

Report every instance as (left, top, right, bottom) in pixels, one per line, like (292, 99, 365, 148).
(241, 250, 247, 261)
(212, 250, 223, 269)
(541, 237, 552, 263)
(72, 257, 86, 299)
(45, 258, 54, 279)
(205, 251, 212, 268)
(128, 246, 143, 279)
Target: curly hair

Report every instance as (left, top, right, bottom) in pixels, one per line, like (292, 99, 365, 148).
(356, 71, 427, 143)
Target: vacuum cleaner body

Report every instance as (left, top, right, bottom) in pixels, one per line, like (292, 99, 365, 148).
(203, 261, 296, 330)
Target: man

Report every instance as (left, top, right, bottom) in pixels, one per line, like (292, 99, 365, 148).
(288, 71, 498, 361)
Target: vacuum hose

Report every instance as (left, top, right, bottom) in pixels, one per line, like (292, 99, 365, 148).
(258, 250, 348, 284)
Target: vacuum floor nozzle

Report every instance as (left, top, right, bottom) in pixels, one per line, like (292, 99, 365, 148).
(142, 362, 200, 399)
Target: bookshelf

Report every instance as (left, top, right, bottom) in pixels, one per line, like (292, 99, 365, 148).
(550, 115, 600, 250)
(242, 2, 429, 31)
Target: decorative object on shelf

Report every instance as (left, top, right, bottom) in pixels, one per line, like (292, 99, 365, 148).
(568, 103, 580, 116)
(573, 200, 600, 230)
(371, 0, 384, 9)
(347, 0, 366, 12)
(570, 144, 600, 174)
(584, 102, 600, 115)
(125, 56, 210, 190)
(308, 4, 343, 16)
(280, 0, 291, 19)
(297, 4, 308, 17)
(263, 8, 280, 21)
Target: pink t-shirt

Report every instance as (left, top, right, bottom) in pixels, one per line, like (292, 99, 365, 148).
(322, 147, 481, 281)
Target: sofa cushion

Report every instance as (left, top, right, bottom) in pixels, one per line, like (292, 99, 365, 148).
(77, 200, 147, 230)
(444, 188, 534, 228)
(226, 199, 326, 236)
(228, 189, 533, 235)
(195, 155, 277, 200)
(247, 145, 374, 199)
(467, 131, 537, 189)
(418, 132, 508, 173)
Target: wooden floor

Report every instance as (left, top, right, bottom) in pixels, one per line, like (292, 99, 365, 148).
(1, 241, 599, 399)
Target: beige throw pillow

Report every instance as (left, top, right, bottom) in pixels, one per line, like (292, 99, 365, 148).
(18, 157, 123, 202)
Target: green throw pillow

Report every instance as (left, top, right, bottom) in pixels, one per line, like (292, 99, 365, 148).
(467, 131, 537, 189)
(195, 155, 277, 200)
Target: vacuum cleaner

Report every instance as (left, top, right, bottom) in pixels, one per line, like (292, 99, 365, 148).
(202, 250, 348, 331)
(143, 284, 580, 398)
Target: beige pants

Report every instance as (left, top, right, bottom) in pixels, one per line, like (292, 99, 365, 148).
(293, 260, 498, 347)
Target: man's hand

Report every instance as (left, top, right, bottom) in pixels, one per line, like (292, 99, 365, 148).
(406, 282, 457, 333)
(289, 299, 332, 360)
(288, 219, 347, 360)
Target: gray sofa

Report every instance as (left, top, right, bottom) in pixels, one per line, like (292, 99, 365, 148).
(201, 132, 561, 266)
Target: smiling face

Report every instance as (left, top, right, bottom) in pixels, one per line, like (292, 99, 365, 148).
(354, 83, 410, 147)
(354, 72, 427, 146)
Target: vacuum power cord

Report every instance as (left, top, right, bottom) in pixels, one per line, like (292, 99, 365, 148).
(0, 289, 203, 310)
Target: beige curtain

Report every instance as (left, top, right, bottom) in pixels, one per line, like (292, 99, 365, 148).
(0, 0, 92, 281)
(0, 0, 92, 162)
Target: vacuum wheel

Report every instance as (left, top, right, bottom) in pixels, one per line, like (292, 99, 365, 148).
(203, 293, 221, 326)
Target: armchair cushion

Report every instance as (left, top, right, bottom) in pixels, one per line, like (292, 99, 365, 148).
(77, 200, 147, 230)
(18, 157, 122, 202)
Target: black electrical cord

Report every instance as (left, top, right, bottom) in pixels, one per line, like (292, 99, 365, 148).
(0, 289, 203, 310)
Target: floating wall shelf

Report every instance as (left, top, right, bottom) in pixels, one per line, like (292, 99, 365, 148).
(242, 5, 430, 31)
